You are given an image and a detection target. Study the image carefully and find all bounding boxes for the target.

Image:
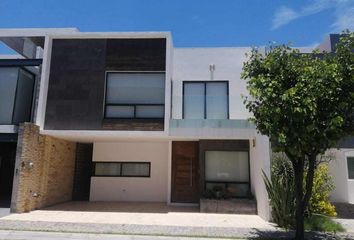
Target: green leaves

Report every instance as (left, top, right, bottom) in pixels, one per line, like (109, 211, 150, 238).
(241, 31, 354, 157)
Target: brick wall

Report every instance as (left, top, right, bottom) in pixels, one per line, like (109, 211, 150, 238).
(10, 123, 76, 213)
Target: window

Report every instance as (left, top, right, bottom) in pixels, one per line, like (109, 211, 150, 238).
(0, 67, 35, 124)
(205, 151, 250, 197)
(105, 72, 165, 119)
(93, 162, 150, 177)
(183, 81, 228, 119)
(347, 157, 354, 179)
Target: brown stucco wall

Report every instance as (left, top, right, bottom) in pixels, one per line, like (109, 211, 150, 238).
(10, 123, 76, 213)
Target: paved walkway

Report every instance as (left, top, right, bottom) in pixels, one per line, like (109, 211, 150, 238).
(0, 202, 353, 239)
(334, 218, 354, 233)
(0, 208, 9, 218)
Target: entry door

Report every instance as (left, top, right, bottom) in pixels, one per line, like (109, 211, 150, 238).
(171, 141, 199, 203)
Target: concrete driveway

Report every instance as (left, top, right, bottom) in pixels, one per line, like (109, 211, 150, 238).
(0, 208, 10, 218)
(0, 201, 274, 229)
(2, 202, 353, 239)
(0, 201, 277, 239)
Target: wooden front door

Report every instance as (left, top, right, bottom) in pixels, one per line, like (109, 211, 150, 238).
(171, 141, 199, 203)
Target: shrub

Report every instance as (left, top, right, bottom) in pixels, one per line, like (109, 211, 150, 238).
(307, 164, 337, 217)
(264, 154, 337, 229)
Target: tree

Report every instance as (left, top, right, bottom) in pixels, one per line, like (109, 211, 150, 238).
(241, 32, 354, 240)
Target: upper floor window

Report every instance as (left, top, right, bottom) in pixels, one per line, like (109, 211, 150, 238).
(104, 72, 165, 119)
(183, 81, 229, 119)
(347, 157, 354, 179)
(0, 67, 35, 125)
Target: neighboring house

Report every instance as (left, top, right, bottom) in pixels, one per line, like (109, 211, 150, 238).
(317, 34, 354, 209)
(0, 29, 352, 221)
(0, 52, 41, 207)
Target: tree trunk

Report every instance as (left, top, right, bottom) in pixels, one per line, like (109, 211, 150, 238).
(292, 154, 317, 240)
(304, 155, 316, 210)
(293, 160, 305, 240)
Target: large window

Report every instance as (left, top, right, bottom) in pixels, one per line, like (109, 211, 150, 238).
(348, 157, 354, 179)
(205, 151, 250, 197)
(94, 162, 150, 177)
(0, 67, 35, 124)
(183, 81, 228, 119)
(105, 72, 165, 119)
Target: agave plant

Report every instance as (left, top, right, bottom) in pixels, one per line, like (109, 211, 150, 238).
(263, 154, 296, 229)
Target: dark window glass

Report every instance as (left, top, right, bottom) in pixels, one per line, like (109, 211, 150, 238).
(94, 162, 150, 177)
(348, 157, 354, 179)
(0, 67, 35, 124)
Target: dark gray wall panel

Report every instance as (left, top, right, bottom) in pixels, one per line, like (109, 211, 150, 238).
(106, 39, 166, 71)
(338, 137, 354, 148)
(44, 39, 107, 130)
(44, 38, 166, 130)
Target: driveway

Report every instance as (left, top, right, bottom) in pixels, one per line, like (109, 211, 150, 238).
(0, 208, 10, 218)
(1, 202, 353, 239)
(0, 201, 277, 238)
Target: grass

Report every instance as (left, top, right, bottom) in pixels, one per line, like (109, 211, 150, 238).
(304, 214, 345, 232)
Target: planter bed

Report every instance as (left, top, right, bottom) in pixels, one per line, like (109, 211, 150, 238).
(200, 198, 257, 214)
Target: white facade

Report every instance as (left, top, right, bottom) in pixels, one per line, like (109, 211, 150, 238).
(90, 141, 169, 202)
(329, 149, 354, 203)
(172, 47, 252, 120)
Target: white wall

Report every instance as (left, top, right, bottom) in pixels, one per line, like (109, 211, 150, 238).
(249, 134, 271, 221)
(90, 141, 169, 202)
(172, 47, 253, 120)
(329, 148, 354, 203)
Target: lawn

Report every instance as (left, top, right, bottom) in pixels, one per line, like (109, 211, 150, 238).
(304, 214, 345, 232)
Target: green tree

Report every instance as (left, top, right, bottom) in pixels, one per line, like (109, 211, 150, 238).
(241, 32, 354, 240)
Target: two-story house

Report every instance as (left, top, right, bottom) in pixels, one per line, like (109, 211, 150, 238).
(0, 29, 352, 220)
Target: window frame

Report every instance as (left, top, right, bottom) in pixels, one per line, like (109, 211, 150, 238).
(204, 149, 251, 199)
(182, 81, 229, 119)
(347, 156, 354, 180)
(92, 161, 151, 178)
(103, 71, 165, 120)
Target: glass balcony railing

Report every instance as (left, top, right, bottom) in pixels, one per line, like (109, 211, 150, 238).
(170, 119, 255, 129)
(170, 95, 254, 129)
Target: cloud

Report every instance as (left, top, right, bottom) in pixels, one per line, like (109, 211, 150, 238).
(272, 6, 299, 29)
(331, 1, 354, 31)
(271, 0, 354, 31)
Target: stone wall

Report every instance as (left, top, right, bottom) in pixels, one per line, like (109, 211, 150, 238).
(10, 123, 76, 213)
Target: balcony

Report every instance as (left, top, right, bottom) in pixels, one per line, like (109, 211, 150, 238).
(169, 119, 256, 139)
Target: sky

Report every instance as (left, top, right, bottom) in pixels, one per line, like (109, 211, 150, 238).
(0, 0, 353, 53)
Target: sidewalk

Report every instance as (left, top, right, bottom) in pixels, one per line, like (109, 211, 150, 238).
(0, 230, 235, 240)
